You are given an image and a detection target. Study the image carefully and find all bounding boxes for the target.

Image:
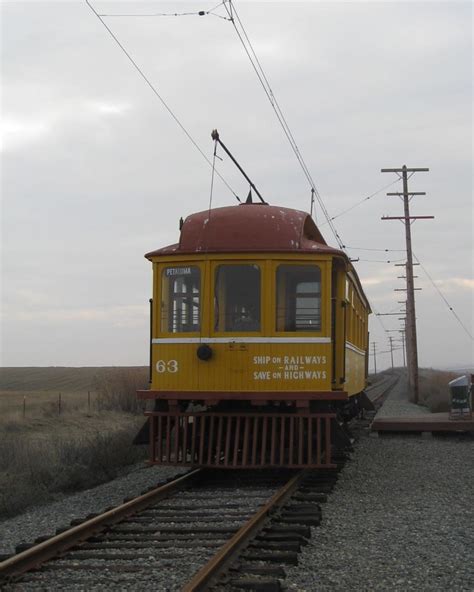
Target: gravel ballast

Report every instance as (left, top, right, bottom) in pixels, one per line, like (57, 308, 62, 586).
(375, 372, 430, 418)
(4, 477, 279, 591)
(14, 480, 275, 592)
(286, 376, 474, 591)
(0, 463, 186, 556)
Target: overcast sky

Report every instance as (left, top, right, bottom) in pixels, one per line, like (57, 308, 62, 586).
(1, 0, 472, 370)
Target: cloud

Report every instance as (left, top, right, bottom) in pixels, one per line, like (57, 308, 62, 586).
(433, 278, 474, 292)
(359, 277, 386, 287)
(1, 118, 52, 152)
(85, 101, 132, 117)
(1, 1, 471, 369)
(1, 99, 132, 152)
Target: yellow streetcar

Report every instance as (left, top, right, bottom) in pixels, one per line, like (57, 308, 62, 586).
(137, 202, 371, 469)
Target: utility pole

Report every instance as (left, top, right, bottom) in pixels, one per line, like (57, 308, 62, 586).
(387, 329, 403, 368)
(396, 294, 409, 373)
(400, 329, 407, 368)
(381, 165, 433, 403)
(388, 336, 395, 369)
(403, 314, 411, 384)
(371, 342, 377, 374)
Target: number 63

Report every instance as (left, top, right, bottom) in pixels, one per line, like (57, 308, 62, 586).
(156, 360, 178, 373)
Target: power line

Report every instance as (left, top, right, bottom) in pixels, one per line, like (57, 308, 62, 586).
(414, 253, 473, 341)
(357, 258, 406, 263)
(344, 246, 405, 253)
(371, 304, 390, 335)
(319, 178, 400, 226)
(223, 0, 345, 250)
(98, 1, 231, 20)
(85, 0, 239, 201)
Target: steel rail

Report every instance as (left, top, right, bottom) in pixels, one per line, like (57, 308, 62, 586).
(0, 468, 203, 581)
(182, 469, 307, 591)
(366, 373, 400, 405)
(365, 375, 391, 395)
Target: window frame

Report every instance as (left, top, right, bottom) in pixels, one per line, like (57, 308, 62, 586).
(271, 261, 327, 336)
(269, 259, 330, 338)
(211, 260, 265, 335)
(157, 263, 204, 336)
(154, 258, 330, 338)
(345, 276, 368, 350)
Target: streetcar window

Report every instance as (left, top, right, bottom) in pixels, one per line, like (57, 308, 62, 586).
(161, 266, 200, 333)
(214, 265, 261, 332)
(276, 265, 321, 331)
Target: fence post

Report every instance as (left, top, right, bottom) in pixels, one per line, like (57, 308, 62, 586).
(58, 392, 62, 415)
(23, 396, 26, 418)
(88, 390, 91, 414)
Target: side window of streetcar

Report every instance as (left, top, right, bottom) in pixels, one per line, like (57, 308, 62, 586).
(276, 265, 321, 331)
(161, 266, 200, 333)
(214, 265, 261, 332)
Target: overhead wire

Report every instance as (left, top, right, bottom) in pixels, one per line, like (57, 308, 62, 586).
(94, 0, 391, 252)
(208, 138, 218, 212)
(223, 0, 345, 250)
(371, 304, 390, 335)
(86, 1, 472, 361)
(356, 258, 406, 263)
(85, 0, 239, 201)
(345, 246, 405, 252)
(413, 253, 473, 341)
(223, 0, 440, 359)
(369, 251, 472, 346)
(319, 177, 400, 226)
(98, 1, 231, 20)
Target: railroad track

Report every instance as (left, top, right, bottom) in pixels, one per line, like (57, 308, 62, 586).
(1, 379, 398, 591)
(0, 469, 203, 588)
(0, 466, 341, 591)
(365, 371, 400, 407)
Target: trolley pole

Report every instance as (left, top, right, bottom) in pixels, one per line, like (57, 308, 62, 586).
(381, 165, 432, 403)
(371, 342, 377, 374)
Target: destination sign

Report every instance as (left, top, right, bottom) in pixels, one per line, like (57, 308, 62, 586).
(166, 267, 192, 277)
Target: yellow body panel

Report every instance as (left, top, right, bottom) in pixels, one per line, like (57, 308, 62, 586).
(149, 252, 369, 398)
(152, 343, 332, 392)
(344, 344, 367, 396)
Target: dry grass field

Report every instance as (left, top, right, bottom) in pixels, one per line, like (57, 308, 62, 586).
(0, 366, 112, 392)
(418, 367, 473, 412)
(0, 367, 149, 517)
(0, 367, 148, 419)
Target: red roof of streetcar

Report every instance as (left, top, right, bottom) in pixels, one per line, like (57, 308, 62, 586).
(145, 204, 345, 259)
